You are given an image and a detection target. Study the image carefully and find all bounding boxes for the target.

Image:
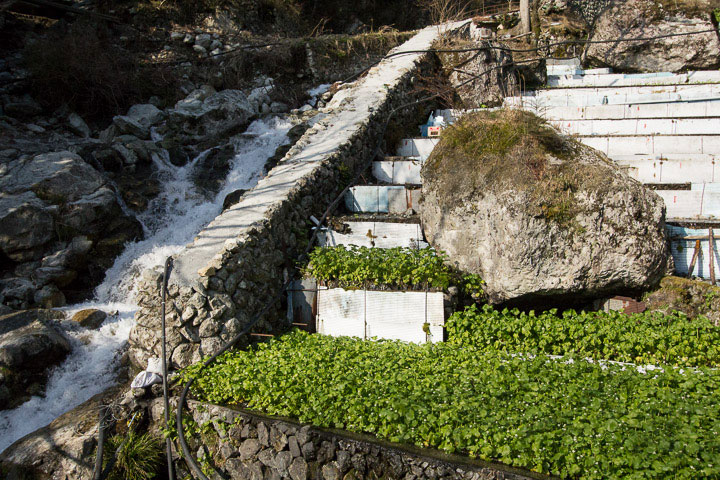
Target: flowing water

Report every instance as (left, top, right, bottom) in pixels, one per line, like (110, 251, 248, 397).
(0, 117, 293, 452)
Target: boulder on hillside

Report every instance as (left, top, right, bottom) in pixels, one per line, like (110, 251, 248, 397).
(168, 87, 254, 142)
(437, 37, 518, 107)
(584, 0, 720, 72)
(0, 151, 143, 308)
(0, 309, 71, 409)
(420, 110, 669, 306)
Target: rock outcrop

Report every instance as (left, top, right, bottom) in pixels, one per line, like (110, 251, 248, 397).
(0, 387, 122, 478)
(0, 309, 71, 409)
(438, 38, 518, 107)
(585, 0, 720, 72)
(0, 151, 144, 308)
(420, 110, 669, 306)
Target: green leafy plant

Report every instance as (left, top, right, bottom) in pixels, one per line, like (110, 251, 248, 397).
(106, 431, 163, 480)
(183, 330, 720, 479)
(446, 304, 720, 367)
(304, 245, 453, 290)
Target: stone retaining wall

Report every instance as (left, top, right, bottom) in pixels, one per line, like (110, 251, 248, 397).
(128, 24, 460, 370)
(153, 400, 546, 480)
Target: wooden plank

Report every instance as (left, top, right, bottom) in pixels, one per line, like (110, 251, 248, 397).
(687, 240, 701, 278)
(710, 228, 716, 285)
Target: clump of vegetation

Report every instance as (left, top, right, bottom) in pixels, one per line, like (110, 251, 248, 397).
(183, 329, 720, 479)
(105, 431, 163, 480)
(304, 245, 485, 297)
(24, 21, 178, 120)
(447, 303, 720, 367)
(644, 276, 720, 323)
(423, 109, 610, 229)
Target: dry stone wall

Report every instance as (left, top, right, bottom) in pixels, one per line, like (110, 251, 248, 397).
(154, 400, 545, 480)
(128, 24, 459, 371)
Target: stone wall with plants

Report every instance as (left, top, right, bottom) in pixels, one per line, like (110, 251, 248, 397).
(158, 400, 541, 480)
(128, 25, 454, 371)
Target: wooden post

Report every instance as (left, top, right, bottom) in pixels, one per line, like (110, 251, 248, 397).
(687, 240, 701, 278)
(710, 228, 716, 285)
(520, 0, 531, 35)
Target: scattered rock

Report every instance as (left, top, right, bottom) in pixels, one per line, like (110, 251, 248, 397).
(421, 110, 669, 306)
(3, 94, 42, 119)
(585, 0, 720, 72)
(645, 276, 720, 325)
(222, 189, 248, 211)
(71, 309, 107, 329)
(192, 143, 236, 196)
(0, 309, 70, 409)
(67, 112, 91, 138)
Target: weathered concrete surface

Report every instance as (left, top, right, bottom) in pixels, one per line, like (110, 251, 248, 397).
(129, 23, 463, 370)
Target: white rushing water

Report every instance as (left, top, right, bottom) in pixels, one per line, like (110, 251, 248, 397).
(0, 117, 292, 452)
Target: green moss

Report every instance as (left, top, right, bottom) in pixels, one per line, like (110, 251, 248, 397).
(424, 109, 598, 231)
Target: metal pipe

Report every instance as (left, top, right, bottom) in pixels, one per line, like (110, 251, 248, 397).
(161, 257, 176, 480)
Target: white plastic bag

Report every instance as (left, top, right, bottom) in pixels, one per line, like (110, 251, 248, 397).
(130, 371, 162, 389)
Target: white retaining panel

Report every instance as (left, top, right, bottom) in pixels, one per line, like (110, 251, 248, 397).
(319, 221, 428, 249)
(396, 137, 440, 160)
(316, 288, 445, 343)
(345, 185, 421, 213)
(657, 188, 720, 220)
(535, 100, 720, 120)
(372, 159, 423, 184)
(551, 118, 720, 136)
(614, 155, 716, 184)
(547, 70, 720, 88)
(579, 135, 720, 156)
(667, 225, 720, 282)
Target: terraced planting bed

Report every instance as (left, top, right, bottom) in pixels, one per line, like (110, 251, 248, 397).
(183, 306, 720, 479)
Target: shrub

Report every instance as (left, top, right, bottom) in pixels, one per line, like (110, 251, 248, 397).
(106, 431, 163, 480)
(24, 21, 178, 120)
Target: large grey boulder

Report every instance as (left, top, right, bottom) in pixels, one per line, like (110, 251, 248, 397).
(585, 0, 720, 72)
(0, 387, 122, 478)
(0, 152, 143, 308)
(169, 87, 254, 141)
(0, 309, 71, 409)
(420, 110, 669, 306)
(112, 103, 165, 140)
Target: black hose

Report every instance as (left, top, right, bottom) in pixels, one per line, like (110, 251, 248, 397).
(161, 257, 176, 480)
(92, 407, 110, 480)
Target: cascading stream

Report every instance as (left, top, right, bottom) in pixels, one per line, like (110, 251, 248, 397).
(0, 116, 293, 453)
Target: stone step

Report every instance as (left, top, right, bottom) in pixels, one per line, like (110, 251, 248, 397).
(667, 225, 720, 281)
(530, 100, 720, 120)
(345, 185, 421, 214)
(372, 159, 423, 184)
(547, 70, 720, 88)
(317, 287, 444, 343)
(396, 137, 440, 160)
(319, 221, 427, 249)
(578, 135, 720, 156)
(615, 155, 718, 184)
(552, 117, 720, 136)
(657, 189, 720, 220)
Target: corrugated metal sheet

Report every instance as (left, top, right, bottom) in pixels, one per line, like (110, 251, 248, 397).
(316, 288, 445, 343)
(667, 225, 720, 281)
